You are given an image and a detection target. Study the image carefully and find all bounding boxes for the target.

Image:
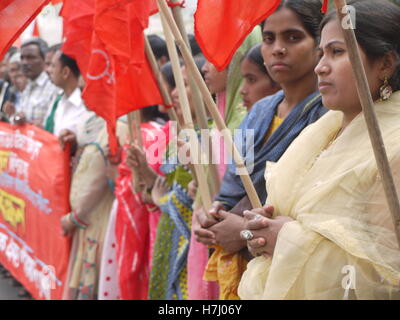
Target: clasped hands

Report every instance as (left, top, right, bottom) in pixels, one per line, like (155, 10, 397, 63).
(194, 201, 293, 258)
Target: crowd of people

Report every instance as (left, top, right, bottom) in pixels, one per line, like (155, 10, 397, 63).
(1, 0, 400, 300)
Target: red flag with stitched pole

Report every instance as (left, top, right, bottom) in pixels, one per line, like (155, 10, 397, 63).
(82, 0, 162, 154)
(194, 0, 282, 71)
(0, 0, 51, 59)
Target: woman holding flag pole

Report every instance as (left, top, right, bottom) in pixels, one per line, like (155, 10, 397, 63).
(239, 0, 400, 300)
(192, 0, 327, 300)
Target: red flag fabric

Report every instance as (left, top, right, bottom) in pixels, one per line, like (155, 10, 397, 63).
(61, 0, 95, 78)
(32, 20, 40, 37)
(82, 0, 163, 153)
(194, 0, 282, 71)
(0, 0, 51, 59)
(115, 121, 170, 299)
(322, 0, 329, 13)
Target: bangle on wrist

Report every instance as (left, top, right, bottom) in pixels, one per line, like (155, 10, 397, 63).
(69, 210, 89, 229)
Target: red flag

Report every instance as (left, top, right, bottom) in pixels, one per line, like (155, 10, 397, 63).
(61, 0, 95, 76)
(194, 0, 282, 71)
(0, 0, 51, 59)
(82, 0, 163, 153)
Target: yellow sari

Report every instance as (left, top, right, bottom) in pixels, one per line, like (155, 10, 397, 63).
(239, 92, 400, 300)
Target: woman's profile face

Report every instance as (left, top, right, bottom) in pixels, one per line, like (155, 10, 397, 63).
(201, 61, 228, 94)
(170, 67, 196, 119)
(315, 20, 382, 113)
(261, 7, 319, 86)
(240, 57, 279, 110)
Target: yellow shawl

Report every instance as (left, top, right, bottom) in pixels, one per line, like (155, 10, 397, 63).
(239, 91, 400, 300)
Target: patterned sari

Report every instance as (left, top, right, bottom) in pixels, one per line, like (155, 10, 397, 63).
(148, 134, 194, 300)
(62, 121, 128, 300)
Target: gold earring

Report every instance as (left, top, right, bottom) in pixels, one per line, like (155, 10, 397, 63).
(380, 77, 393, 101)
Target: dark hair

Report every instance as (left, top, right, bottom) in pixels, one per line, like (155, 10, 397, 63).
(243, 43, 278, 87)
(188, 34, 202, 57)
(21, 37, 49, 59)
(47, 43, 62, 54)
(320, 0, 400, 91)
(161, 62, 175, 89)
(194, 56, 206, 78)
(147, 34, 169, 61)
(6, 46, 18, 59)
(59, 52, 80, 78)
(261, 0, 323, 41)
(141, 105, 169, 123)
(244, 44, 266, 74)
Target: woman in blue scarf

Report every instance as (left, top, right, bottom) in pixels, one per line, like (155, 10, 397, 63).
(194, 0, 327, 299)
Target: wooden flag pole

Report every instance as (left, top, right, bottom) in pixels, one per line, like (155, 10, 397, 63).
(169, 0, 221, 195)
(159, 8, 213, 211)
(333, 0, 400, 246)
(169, 0, 209, 130)
(157, 0, 262, 209)
(144, 35, 181, 128)
(128, 110, 143, 193)
(145, 28, 200, 192)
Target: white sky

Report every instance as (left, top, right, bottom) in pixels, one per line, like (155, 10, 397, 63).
(148, 0, 198, 35)
(21, 0, 199, 46)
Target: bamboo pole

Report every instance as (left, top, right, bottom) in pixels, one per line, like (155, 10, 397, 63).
(170, 0, 209, 129)
(145, 32, 201, 189)
(144, 35, 181, 128)
(333, 0, 400, 246)
(169, 0, 221, 195)
(128, 110, 143, 193)
(157, 0, 263, 209)
(159, 8, 213, 211)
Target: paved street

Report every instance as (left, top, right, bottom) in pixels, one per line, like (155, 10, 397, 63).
(0, 266, 24, 300)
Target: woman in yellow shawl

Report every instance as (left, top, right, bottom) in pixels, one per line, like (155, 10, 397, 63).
(239, 0, 400, 300)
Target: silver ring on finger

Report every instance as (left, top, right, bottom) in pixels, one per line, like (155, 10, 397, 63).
(240, 229, 254, 241)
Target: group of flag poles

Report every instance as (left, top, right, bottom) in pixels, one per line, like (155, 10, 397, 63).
(129, 0, 400, 248)
(170, 0, 221, 197)
(156, 0, 268, 211)
(3, 0, 398, 247)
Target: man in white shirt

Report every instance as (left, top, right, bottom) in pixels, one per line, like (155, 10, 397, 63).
(46, 49, 91, 150)
(14, 38, 58, 126)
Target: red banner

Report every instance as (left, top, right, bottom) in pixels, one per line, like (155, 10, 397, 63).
(0, 123, 71, 300)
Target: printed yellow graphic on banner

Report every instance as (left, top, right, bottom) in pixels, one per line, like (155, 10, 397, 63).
(0, 150, 10, 172)
(0, 189, 26, 231)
